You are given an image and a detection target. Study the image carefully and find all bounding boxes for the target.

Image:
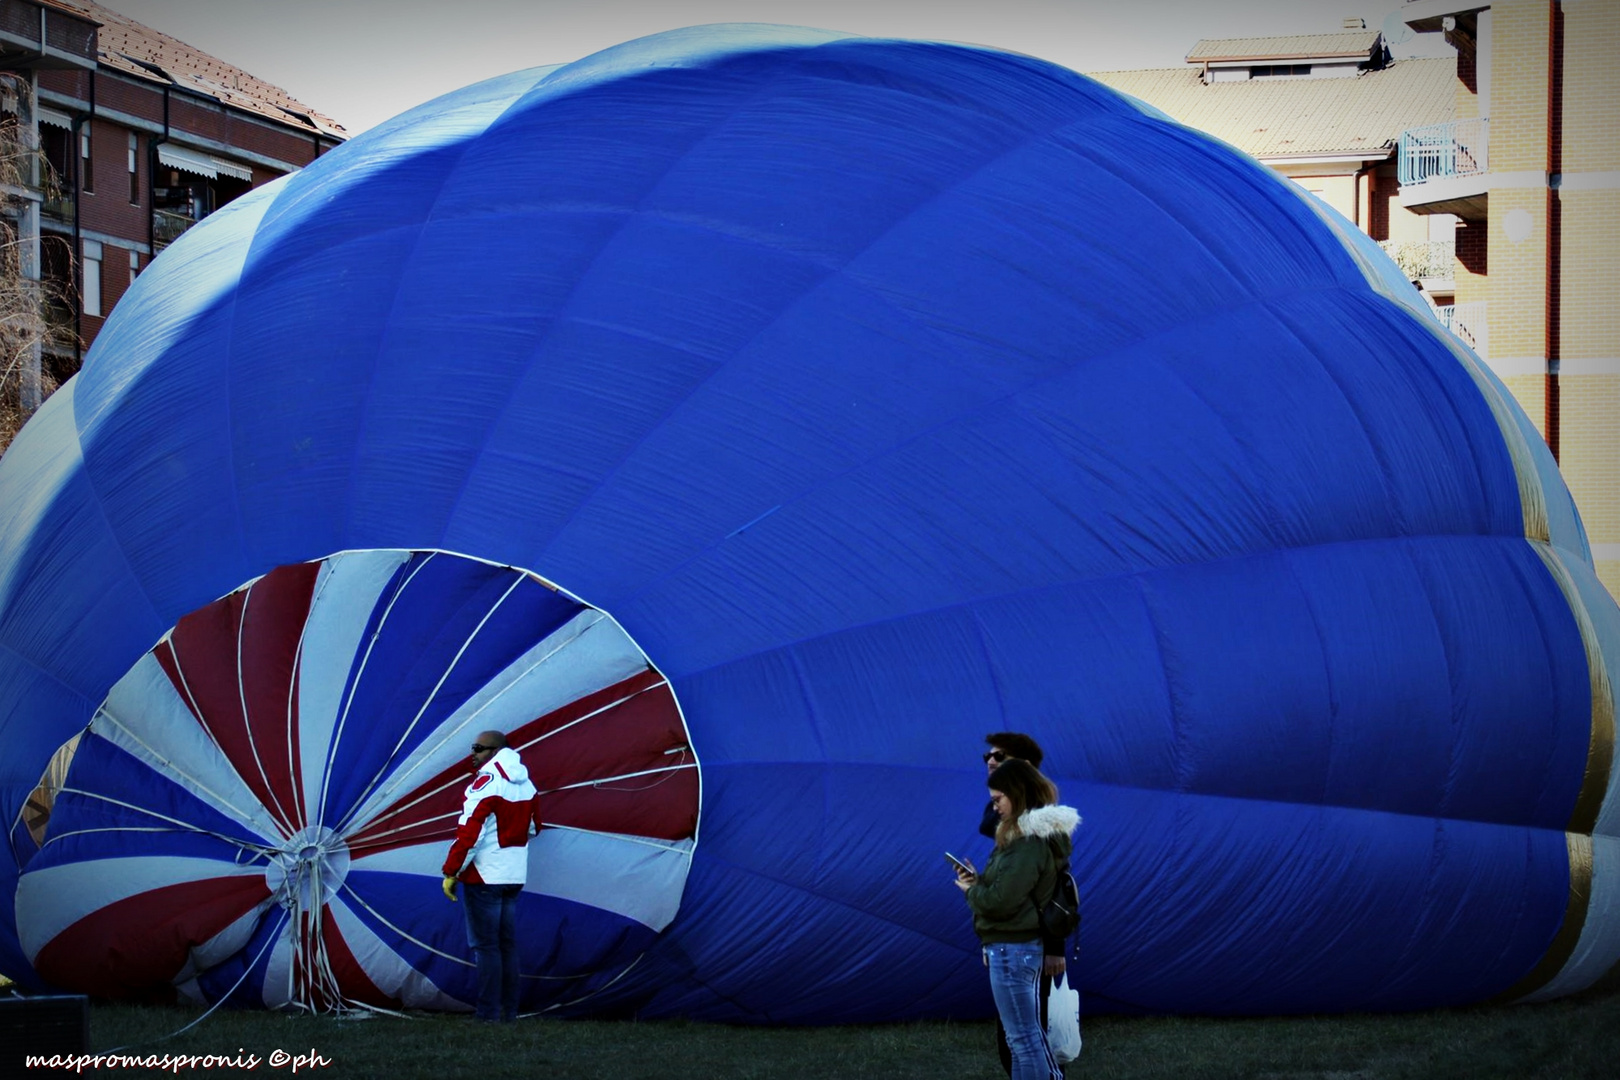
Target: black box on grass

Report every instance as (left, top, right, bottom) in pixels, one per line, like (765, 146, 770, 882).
(0, 993, 89, 1061)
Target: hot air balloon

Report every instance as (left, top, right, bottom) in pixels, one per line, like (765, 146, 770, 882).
(0, 24, 1615, 1022)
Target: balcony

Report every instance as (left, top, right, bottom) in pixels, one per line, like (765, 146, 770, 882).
(1435, 300, 1487, 358)
(0, 131, 57, 206)
(42, 298, 76, 349)
(152, 208, 197, 249)
(34, 154, 71, 221)
(1399, 118, 1488, 185)
(1400, 1, 1487, 45)
(1398, 119, 1489, 219)
(39, 190, 72, 220)
(1378, 239, 1455, 283)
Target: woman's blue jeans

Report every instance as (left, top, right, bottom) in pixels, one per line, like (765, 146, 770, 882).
(463, 882, 521, 1021)
(985, 941, 1061, 1080)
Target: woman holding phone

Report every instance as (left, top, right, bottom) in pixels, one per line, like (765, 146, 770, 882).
(954, 758, 1079, 1080)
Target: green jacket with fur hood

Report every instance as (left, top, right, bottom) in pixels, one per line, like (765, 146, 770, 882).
(964, 804, 1081, 945)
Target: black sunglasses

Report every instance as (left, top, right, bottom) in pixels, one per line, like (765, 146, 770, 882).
(983, 750, 1008, 764)
(471, 743, 496, 754)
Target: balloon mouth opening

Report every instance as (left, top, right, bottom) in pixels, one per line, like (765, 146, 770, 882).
(266, 825, 351, 911)
(16, 547, 701, 1013)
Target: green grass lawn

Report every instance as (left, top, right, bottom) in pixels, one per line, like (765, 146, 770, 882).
(15, 983, 1614, 1080)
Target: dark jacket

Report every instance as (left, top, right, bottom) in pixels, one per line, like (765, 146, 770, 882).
(965, 804, 1080, 945)
(979, 798, 1001, 839)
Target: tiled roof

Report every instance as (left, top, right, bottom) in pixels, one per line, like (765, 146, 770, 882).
(1186, 31, 1382, 62)
(34, 0, 94, 20)
(1088, 57, 1455, 160)
(50, 0, 345, 138)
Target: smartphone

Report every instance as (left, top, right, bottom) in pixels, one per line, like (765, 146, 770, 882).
(945, 852, 975, 876)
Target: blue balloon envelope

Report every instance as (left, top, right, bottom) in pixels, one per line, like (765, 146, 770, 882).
(1, 24, 1617, 1021)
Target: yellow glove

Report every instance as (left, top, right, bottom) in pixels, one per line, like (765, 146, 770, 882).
(442, 875, 458, 902)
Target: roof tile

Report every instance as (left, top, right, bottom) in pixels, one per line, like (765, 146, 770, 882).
(48, 0, 345, 137)
(1186, 31, 1382, 62)
(1088, 58, 1455, 160)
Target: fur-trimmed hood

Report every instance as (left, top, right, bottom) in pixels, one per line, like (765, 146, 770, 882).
(966, 802, 1082, 942)
(1017, 804, 1081, 841)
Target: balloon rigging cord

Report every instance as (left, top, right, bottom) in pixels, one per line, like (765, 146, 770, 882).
(337, 656, 670, 845)
(521, 671, 665, 750)
(24, 549, 699, 1021)
(232, 582, 301, 836)
(539, 820, 695, 854)
(98, 907, 291, 1054)
(335, 880, 472, 968)
(336, 571, 528, 835)
(333, 606, 610, 838)
(90, 702, 287, 844)
(316, 553, 438, 830)
(41, 787, 282, 862)
(540, 760, 696, 795)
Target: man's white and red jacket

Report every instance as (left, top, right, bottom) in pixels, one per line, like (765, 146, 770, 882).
(441, 746, 541, 886)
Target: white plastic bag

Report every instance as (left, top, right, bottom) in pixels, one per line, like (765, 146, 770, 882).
(1046, 972, 1082, 1064)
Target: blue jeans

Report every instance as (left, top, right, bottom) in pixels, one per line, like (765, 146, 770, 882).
(985, 942, 1061, 1080)
(463, 882, 521, 1021)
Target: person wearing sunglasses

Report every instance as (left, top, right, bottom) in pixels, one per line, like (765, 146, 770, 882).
(980, 733, 1046, 839)
(977, 732, 1066, 1076)
(441, 730, 541, 1022)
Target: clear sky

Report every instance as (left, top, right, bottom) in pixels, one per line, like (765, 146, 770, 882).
(96, 0, 1452, 136)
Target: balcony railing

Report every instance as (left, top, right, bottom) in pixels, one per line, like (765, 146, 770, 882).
(41, 189, 73, 220)
(152, 208, 197, 248)
(1399, 118, 1489, 186)
(1435, 300, 1487, 357)
(0, 137, 72, 218)
(43, 300, 77, 348)
(1378, 239, 1455, 281)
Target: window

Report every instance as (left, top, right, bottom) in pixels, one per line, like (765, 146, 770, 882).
(128, 132, 139, 204)
(83, 240, 102, 317)
(129, 249, 140, 283)
(79, 126, 92, 193)
(1250, 64, 1312, 78)
(37, 125, 72, 212)
(40, 234, 75, 332)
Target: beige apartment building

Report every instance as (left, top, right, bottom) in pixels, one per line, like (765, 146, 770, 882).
(1398, 0, 1619, 601)
(1095, 6, 1619, 601)
(1091, 27, 1462, 307)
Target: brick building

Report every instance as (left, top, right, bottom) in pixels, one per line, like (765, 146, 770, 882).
(0, 0, 344, 422)
(1398, 0, 1620, 600)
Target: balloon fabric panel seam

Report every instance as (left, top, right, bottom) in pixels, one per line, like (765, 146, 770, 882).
(526, 117, 1150, 580)
(688, 849, 980, 954)
(1529, 542, 1616, 836)
(1488, 831, 1592, 1004)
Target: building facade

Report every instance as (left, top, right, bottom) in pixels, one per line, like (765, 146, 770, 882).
(1091, 26, 1462, 309)
(0, 0, 343, 431)
(1399, 0, 1620, 600)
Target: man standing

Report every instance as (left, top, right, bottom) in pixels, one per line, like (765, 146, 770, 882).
(980, 732, 1066, 1076)
(979, 732, 1049, 843)
(442, 730, 540, 1022)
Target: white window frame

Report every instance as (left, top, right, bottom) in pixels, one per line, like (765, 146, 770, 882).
(83, 239, 102, 317)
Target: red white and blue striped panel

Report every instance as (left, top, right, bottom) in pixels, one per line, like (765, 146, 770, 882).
(15, 549, 698, 1011)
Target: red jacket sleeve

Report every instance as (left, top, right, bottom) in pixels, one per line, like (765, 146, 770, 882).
(442, 797, 497, 878)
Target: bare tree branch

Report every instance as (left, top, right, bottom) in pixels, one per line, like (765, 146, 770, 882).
(0, 112, 79, 458)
